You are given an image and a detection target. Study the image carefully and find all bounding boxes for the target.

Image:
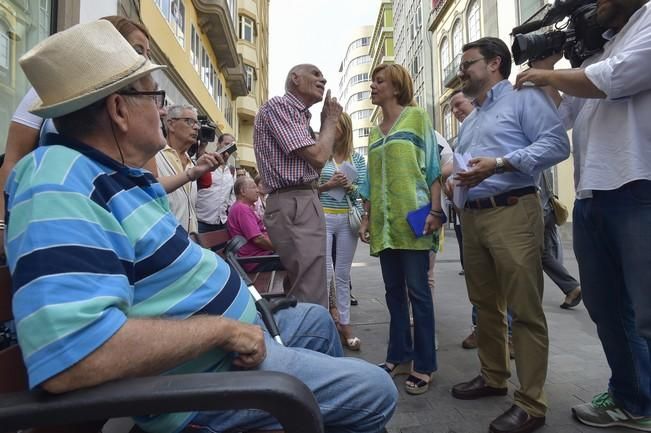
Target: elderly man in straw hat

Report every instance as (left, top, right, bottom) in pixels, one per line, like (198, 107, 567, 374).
(4, 20, 396, 433)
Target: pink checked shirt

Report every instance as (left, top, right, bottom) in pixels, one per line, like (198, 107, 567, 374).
(254, 92, 318, 193)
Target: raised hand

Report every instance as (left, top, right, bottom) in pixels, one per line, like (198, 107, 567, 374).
(321, 89, 343, 126)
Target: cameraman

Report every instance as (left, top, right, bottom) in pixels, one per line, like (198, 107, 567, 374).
(515, 1, 651, 430)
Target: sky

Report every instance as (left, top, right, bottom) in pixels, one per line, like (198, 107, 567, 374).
(269, 0, 381, 128)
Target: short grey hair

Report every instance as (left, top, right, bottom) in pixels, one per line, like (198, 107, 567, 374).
(234, 176, 254, 196)
(166, 104, 197, 120)
(284, 64, 312, 92)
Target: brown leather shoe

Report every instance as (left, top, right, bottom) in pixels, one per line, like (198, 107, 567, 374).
(489, 405, 545, 433)
(451, 375, 508, 400)
(462, 329, 478, 349)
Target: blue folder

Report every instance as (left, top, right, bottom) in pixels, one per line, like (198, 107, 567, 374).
(406, 203, 447, 238)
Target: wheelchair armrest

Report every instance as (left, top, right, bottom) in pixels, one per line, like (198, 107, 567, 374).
(0, 372, 323, 433)
(236, 254, 282, 265)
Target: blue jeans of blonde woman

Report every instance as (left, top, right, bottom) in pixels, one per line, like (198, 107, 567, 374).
(325, 213, 358, 326)
(379, 249, 437, 375)
(187, 303, 398, 432)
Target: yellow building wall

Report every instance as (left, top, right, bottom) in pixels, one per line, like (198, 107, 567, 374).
(141, 1, 235, 133)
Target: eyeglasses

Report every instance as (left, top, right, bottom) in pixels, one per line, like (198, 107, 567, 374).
(170, 117, 200, 127)
(117, 90, 166, 109)
(458, 57, 485, 72)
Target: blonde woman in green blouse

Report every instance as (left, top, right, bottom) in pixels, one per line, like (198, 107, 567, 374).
(359, 63, 444, 395)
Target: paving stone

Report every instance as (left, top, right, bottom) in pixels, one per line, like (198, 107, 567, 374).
(346, 228, 612, 432)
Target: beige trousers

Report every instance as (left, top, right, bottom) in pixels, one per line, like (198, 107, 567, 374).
(461, 193, 548, 417)
(264, 188, 328, 307)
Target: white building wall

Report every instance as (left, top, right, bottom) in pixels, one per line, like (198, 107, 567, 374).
(393, 0, 433, 118)
(338, 26, 374, 157)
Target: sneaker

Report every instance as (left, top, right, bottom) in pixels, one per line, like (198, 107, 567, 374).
(573, 392, 651, 431)
(462, 329, 477, 349)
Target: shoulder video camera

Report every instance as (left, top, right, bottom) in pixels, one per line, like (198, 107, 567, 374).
(511, 0, 607, 67)
(197, 115, 217, 143)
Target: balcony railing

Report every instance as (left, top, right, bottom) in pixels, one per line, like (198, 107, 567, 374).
(443, 54, 461, 88)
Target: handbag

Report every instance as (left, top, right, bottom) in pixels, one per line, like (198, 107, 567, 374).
(550, 195, 569, 226)
(345, 195, 362, 232)
(542, 170, 569, 226)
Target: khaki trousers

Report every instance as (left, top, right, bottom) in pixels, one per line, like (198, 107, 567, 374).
(461, 193, 548, 417)
(264, 188, 328, 307)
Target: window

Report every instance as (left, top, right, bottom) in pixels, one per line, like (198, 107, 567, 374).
(351, 55, 371, 67)
(245, 65, 256, 94)
(171, 0, 185, 45)
(1, 0, 54, 153)
(412, 56, 420, 76)
(356, 127, 371, 138)
(344, 37, 371, 62)
(228, 0, 237, 24)
(39, 0, 50, 36)
(345, 91, 371, 112)
(156, 0, 185, 45)
(439, 37, 450, 79)
(240, 15, 255, 43)
(190, 25, 200, 72)
(155, 0, 170, 20)
(224, 97, 234, 127)
(351, 109, 372, 120)
(467, 0, 481, 42)
(517, 0, 544, 24)
(201, 47, 211, 91)
(0, 32, 8, 70)
(452, 20, 463, 56)
(357, 146, 368, 157)
(209, 62, 215, 97)
(215, 78, 223, 110)
(348, 73, 369, 88)
(443, 105, 453, 140)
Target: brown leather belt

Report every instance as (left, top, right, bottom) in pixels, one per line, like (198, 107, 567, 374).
(274, 180, 319, 193)
(465, 186, 537, 210)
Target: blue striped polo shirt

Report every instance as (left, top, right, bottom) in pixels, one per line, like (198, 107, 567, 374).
(4, 134, 256, 433)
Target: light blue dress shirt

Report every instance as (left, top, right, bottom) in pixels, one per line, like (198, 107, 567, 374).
(456, 80, 570, 201)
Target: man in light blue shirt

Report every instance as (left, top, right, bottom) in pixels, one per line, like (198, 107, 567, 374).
(516, 2, 651, 431)
(450, 37, 569, 433)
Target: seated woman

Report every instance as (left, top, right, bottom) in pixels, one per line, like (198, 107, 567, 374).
(227, 176, 281, 272)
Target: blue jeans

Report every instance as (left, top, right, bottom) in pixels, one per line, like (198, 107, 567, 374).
(379, 249, 437, 374)
(186, 303, 397, 433)
(573, 180, 651, 416)
(472, 305, 513, 336)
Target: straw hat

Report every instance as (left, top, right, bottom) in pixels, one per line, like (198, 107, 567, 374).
(19, 20, 166, 118)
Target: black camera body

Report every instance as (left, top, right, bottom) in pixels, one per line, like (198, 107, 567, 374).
(511, 0, 607, 67)
(197, 115, 217, 143)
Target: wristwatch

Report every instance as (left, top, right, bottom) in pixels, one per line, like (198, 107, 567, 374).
(494, 157, 506, 174)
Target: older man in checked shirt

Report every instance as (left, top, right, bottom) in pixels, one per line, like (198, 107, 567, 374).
(254, 64, 343, 307)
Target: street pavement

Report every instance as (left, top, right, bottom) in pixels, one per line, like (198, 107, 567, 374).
(344, 228, 624, 433)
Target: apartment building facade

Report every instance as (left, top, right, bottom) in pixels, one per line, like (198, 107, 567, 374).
(393, 0, 434, 118)
(427, 0, 575, 220)
(0, 0, 269, 172)
(337, 26, 373, 157)
(368, 0, 394, 125)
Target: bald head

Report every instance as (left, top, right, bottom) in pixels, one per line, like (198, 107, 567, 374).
(284, 64, 326, 108)
(285, 64, 313, 92)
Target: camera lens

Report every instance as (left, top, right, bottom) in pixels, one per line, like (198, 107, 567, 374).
(511, 31, 566, 65)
